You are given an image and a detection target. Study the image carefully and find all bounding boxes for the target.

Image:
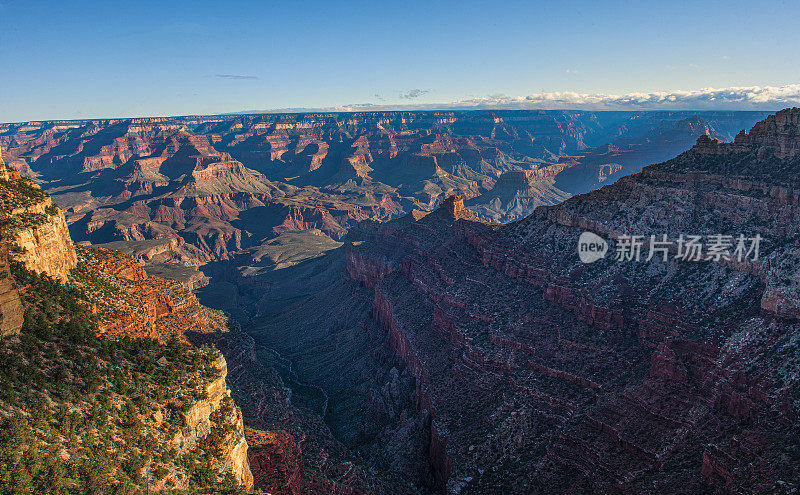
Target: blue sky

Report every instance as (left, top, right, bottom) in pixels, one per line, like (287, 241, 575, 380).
(1, 0, 799, 122)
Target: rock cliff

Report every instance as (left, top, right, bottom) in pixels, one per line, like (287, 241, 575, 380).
(241, 110, 800, 494)
(694, 107, 800, 159)
(166, 354, 253, 491)
(8, 196, 77, 282)
(0, 232, 22, 336)
(0, 158, 254, 493)
(0, 151, 76, 282)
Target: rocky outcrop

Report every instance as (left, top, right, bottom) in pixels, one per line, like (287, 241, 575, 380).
(246, 429, 308, 495)
(74, 246, 228, 341)
(0, 153, 77, 282)
(693, 107, 800, 159)
(743, 107, 800, 158)
(0, 232, 23, 337)
(169, 355, 254, 491)
(9, 198, 77, 282)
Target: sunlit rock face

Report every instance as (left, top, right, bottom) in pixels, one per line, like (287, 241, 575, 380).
(9, 197, 76, 282)
(0, 150, 77, 282)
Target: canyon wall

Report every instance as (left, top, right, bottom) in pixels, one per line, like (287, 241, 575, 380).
(246, 111, 800, 494)
(0, 154, 254, 492)
(9, 196, 77, 282)
(0, 233, 23, 336)
(0, 111, 768, 266)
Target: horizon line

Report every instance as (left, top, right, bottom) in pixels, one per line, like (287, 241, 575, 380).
(1, 107, 789, 126)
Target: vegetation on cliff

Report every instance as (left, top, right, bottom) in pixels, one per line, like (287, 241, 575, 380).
(0, 173, 55, 235)
(0, 262, 248, 494)
(0, 161, 252, 494)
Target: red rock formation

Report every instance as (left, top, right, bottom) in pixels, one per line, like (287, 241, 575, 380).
(246, 429, 309, 495)
(0, 111, 768, 266)
(74, 247, 227, 342)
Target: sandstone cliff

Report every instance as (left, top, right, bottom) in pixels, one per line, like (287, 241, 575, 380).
(8, 196, 76, 282)
(0, 150, 76, 282)
(0, 232, 23, 337)
(0, 155, 254, 493)
(161, 354, 253, 491)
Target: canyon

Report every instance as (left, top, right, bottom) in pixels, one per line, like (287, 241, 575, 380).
(2, 109, 799, 494)
(0, 111, 767, 267)
(202, 110, 800, 493)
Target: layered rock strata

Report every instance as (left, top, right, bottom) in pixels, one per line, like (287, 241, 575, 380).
(244, 110, 800, 494)
(0, 233, 22, 336)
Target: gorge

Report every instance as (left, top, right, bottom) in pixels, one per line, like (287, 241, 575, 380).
(1, 109, 799, 494)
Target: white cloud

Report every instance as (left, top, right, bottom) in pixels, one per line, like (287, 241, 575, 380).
(247, 84, 800, 113)
(214, 74, 259, 80)
(399, 89, 430, 99)
(449, 84, 800, 110)
(564, 69, 579, 74)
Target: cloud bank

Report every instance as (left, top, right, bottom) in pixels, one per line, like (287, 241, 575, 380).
(399, 89, 430, 99)
(457, 84, 800, 110)
(253, 84, 800, 113)
(215, 74, 259, 80)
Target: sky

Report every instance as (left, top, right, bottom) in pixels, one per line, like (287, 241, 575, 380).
(1, 0, 800, 122)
